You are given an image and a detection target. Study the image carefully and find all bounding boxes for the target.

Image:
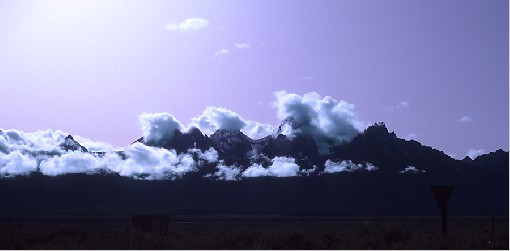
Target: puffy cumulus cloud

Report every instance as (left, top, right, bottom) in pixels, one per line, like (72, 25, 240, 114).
(39, 151, 102, 176)
(399, 166, 425, 174)
(0, 129, 67, 154)
(191, 107, 246, 133)
(166, 18, 209, 31)
(213, 163, 241, 181)
(244, 122, 274, 140)
(267, 156, 300, 177)
(113, 142, 196, 180)
(467, 149, 486, 160)
(242, 156, 300, 178)
(191, 107, 274, 139)
(274, 91, 363, 153)
(324, 160, 378, 173)
(242, 163, 268, 177)
(0, 151, 38, 177)
(198, 147, 219, 163)
(139, 112, 183, 145)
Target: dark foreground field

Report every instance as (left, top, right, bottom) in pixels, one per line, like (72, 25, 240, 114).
(0, 215, 508, 249)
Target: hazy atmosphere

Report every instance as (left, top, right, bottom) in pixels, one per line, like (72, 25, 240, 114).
(0, 0, 508, 159)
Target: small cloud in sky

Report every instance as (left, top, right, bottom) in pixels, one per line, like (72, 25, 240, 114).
(385, 101, 410, 111)
(466, 149, 486, 159)
(405, 133, 418, 140)
(233, 43, 250, 49)
(302, 76, 312, 81)
(457, 116, 473, 123)
(166, 18, 209, 31)
(214, 49, 229, 57)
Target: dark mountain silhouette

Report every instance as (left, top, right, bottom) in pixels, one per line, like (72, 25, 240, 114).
(60, 135, 88, 152)
(0, 120, 507, 216)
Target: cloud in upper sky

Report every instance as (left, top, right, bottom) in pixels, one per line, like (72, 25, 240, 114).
(466, 149, 486, 160)
(214, 49, 229, 57)
(233, 43, 250, 49)
(166, 18, 209, 31)
(457, 116, 473, 123)
(274, 91, 363, 153)
(385, 101, 410, 111)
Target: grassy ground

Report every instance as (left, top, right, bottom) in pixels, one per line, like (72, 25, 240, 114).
(0, 215, 507, 249)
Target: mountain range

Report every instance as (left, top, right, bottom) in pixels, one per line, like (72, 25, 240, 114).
(0, 119, 508, 216)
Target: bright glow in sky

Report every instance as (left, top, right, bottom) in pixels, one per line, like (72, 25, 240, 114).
(0, 0, 508, 159)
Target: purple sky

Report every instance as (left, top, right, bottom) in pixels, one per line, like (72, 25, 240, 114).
(0, 0, 508, 159)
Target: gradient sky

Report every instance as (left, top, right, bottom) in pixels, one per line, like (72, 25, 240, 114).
(0, 0, 508, 159)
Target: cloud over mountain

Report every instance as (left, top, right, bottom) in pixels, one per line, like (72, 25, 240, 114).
(274, 91, 363, 153)
(2, 90, 500, 182)
(191, 107, 274, 139)
(139, 112, 183, 145)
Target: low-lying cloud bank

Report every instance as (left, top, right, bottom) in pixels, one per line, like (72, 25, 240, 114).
(0, 91, 389, 180)
(0, 127, 382, 180)
(324, 160, 378, 173)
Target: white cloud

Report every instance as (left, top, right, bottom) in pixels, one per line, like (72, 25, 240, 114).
(274, 91, 363, 153)
(166, 18, 209, 31)
(324, 160, 377, 173)
(111, 143, 197, 180)
(242, 156, 300, 178)
(405, 133, 418, 140)
(267, 156, 300, 177)
(457, 116, 473, 123)
(385, 101, 410, 111)
(214, 49, 229, 57)
(0, 151, 37, 177)
(242, 163, 268, 177)
(233, 42, 250, 49)
(467, 149, 486, 160)
(198, 147, 219, 163)
(138, 112, 183, 145)
(213, 162, 241, 181)
(244, 122, 274, 140)
(191, 107, 246, 134)
(39, 151, 101, 176)
(73, 135, 119, 152)
(190, 107, 273, 139)
(399, 165, 425, 174)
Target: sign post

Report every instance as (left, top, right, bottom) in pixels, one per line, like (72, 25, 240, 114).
(430, 185, 453, 238)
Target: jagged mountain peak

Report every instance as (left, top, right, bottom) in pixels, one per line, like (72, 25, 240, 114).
(362, 122, 397, 139)
(61, 134, 88, 152)
(274, 116, 303, 135)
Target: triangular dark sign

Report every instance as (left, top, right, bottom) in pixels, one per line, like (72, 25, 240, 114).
(430, 185, 453, 237)
(431, 185, 453, 212)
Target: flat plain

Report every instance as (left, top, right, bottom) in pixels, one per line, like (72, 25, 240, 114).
(0, 215, 507, 249)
